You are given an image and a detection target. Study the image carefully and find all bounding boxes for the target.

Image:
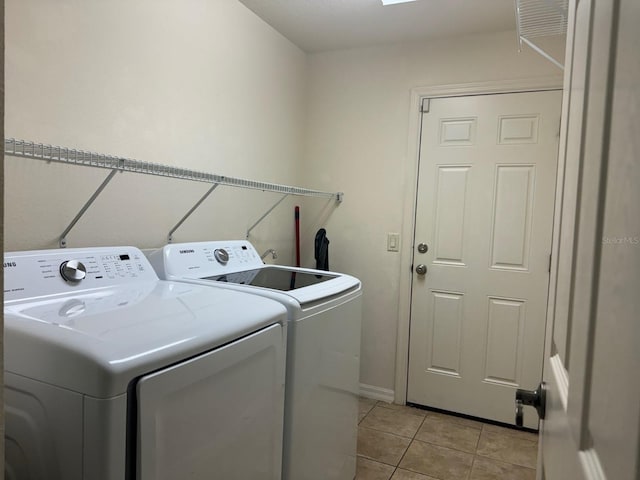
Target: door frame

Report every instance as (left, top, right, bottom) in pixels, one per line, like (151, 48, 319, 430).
(394, 76, 564, 405)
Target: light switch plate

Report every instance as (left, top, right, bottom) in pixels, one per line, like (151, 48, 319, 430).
(387, 233, 400, 252)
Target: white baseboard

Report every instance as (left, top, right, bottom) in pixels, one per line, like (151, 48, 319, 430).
(359, 383, 395, 403)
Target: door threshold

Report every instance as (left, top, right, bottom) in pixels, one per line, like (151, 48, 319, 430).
(406, 402, 539, 434)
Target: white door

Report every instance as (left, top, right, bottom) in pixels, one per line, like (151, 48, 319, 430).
(540, 0, 640, 478)
(407, 90, 562, 427)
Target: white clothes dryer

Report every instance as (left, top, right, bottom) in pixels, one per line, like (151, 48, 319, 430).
(4, 246, 288, 480)
(147, 240, 362, 480)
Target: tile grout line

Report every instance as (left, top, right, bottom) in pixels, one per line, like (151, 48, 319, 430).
(358, 424, 420, 441)
(474, 451, 538, 471)
(468, 450, 480, 480)
(358, 406, 427, 437)
(391, 409, 428, 479)
(357, 402, 418, 473)
(466, 424, 482, 480)
(376, 400, 427, 479)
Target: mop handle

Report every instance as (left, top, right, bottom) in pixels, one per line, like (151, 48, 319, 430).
(294, 206, 301, 267)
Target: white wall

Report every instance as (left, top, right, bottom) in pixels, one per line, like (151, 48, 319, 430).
(5, 2, 566, 398)
(301, 31, 565, 393)
(5, 0, 307, 258)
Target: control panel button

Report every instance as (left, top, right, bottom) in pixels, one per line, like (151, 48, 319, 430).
(60, 260, 87, 283)
(214, 248, 229, 265)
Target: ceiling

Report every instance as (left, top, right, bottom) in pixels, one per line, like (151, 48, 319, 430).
(238, 0, 517, 53)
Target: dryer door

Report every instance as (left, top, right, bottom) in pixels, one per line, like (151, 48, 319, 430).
(135, 323, 285, 480)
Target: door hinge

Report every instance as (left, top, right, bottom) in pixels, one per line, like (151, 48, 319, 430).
(548, 253, 552, 273)
(420, 98, 430, 113)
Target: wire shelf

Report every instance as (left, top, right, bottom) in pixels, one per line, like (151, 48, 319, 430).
(515, 0, 568, 69)
(4, 138, 339, 199)
(4, 138, 343, 246)
(517, 0, 568, 38)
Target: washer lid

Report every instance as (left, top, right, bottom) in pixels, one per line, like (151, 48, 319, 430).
(201, 264, 360, 306)
(5, 280, 287, 398)
(203, 266, 338, 291)
(148, 240, 361, 306)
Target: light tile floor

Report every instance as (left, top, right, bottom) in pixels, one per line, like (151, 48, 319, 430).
(357, 398, 538, 480)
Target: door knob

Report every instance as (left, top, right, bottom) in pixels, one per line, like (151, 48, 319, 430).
(417, 243, 429, 253)
(415, 264, 427, 275)
(515, 382, 547, 427)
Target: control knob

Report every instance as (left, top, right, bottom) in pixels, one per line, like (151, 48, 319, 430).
(214, 248, 229, 265)
(60, 260, 87, 283)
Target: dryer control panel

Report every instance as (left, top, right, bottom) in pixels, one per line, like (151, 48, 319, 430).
(4, 247, 158, 302)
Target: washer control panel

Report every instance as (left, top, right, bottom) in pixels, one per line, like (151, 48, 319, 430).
(152, 240, 264, 278)
(4, 247, 158, 302)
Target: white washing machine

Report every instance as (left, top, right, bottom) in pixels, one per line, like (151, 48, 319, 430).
(147, 240, 362, 480)
(4, 246, 288, 480)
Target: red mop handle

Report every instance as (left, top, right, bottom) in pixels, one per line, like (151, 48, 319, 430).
(294, 206, 301, 267)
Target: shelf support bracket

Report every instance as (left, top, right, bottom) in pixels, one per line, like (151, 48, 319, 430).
(246, 194, 289, 239)
(168, 183, 220, 243)
(519, 36, 564, 70)
(59, 169, 119, 248)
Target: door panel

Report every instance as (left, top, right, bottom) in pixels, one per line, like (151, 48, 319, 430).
(408, 90, 562, 428)
(541, 0, 640, 479)
(428, 291, 464, 376)
(433, 166, 469, 265)
(490, 165, 535, 270)
(484, 297, 525, 386)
